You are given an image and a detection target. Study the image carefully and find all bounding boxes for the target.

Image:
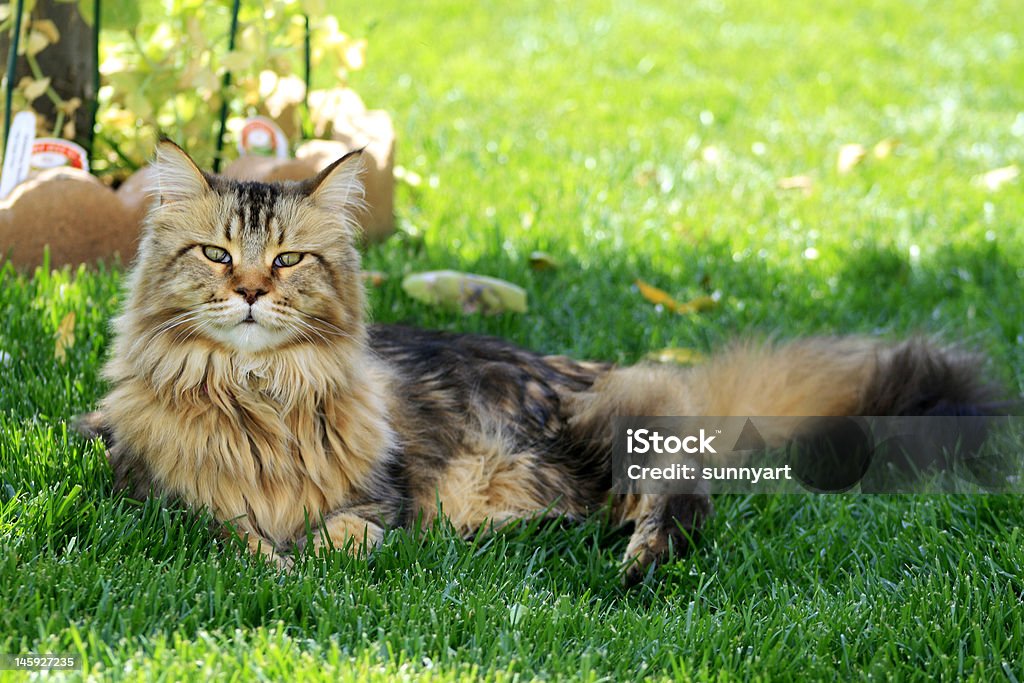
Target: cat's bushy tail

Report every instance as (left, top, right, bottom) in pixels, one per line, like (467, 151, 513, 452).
(565, 336, 1007, 584)
(569, 336, 1002, 441)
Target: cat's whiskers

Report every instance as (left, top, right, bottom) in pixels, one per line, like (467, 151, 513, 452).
(171, 309, 224, 345)
(277, 312, 328, 347)
(153, 316, 203, 346)
(288, 316, 331, 345)
(171, 320, 202, 345)
(153, 309, 201, 334)
(284, 320, 317, 347)
(267, 304, 339, 346)
(179, 317, 217, 346)
(304, 314, 350, 336)
(157, 315, 203, 339)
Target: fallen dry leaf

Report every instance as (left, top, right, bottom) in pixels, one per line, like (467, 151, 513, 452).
(644, 348, 706, 366)
(872, 138, 899, 159)
(528, 251, 560, 271)
(674, 295, 717, 314)
(975, 165, 1019, 191)
(636, 280, 680, 310)
(837, 143, 866, 174)
(635, 280, 717, 315)
(54, 311, 76, 363)
(778, 175, 814, 193)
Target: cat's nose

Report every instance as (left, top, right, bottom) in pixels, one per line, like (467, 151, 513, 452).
(235, 287, 268, 305)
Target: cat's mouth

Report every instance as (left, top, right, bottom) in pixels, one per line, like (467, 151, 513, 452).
(240, 311, 258, 325)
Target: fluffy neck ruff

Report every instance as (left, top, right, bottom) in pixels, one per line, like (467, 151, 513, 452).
(101, 298, 397, 545)
(105, 308, 372, 411)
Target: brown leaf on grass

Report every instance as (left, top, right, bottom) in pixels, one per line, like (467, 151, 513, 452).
(54, 311, 76, 363)
(635, 280, 717, 315)
(872, 138, 899, 159)
(528, 251, 560, 271)
(636, 280, 679, 309)
(644, 348, 706, 365)
(674, 295, 717, 314)
(837, 143, 866, 174)
(975, 165, 1020, 191)
(777, 175, 814, 193)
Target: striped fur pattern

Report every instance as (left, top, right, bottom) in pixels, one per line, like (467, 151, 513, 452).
(79, 141, 998, 583)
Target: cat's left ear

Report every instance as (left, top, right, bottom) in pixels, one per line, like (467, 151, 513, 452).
(305, 148, 365, 215)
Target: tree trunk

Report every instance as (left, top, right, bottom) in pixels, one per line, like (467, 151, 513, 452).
(1, 0, 96, 151)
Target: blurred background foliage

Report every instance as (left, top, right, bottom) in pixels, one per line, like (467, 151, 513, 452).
(0, 0, 368, 177)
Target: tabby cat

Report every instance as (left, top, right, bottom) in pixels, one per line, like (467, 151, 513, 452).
(78, 142, 994, 584)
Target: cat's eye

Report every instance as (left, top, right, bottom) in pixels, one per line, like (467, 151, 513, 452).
(202, 245, 232, 264)
(273, 252, 304, 268)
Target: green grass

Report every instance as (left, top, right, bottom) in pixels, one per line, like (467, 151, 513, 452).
(3, 0, 1024, 679)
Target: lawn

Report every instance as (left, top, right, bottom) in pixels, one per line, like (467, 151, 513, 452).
(2, 0, 1024, 679)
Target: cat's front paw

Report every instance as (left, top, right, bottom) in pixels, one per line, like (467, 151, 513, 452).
(298, 512, 384, 558)
(269, 551, 295, 571)
(240, 531, 295, 570)
(620, 495, 712, 586)
(620, 525, 670, 586)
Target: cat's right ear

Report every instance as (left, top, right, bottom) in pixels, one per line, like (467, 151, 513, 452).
(304, 148, 365, 215)
(147, 140, 211, 205)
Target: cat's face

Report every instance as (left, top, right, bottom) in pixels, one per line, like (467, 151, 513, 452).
(130, 142, 366, 354)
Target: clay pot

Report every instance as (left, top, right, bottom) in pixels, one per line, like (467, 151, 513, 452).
(327, 108, 396, 244)
(0, 167, 140, 270)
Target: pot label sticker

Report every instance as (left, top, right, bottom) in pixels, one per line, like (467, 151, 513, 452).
(31, 138, 90, 173)
(237, 116, 289, 158)
(0, 111, 37, 199)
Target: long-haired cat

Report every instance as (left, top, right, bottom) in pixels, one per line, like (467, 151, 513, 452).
(78, 141, 996, 584)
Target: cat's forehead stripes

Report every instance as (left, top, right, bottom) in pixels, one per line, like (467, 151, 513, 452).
(219, 180, 291, 260)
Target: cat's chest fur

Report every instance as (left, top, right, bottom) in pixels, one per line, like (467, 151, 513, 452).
(103, 357, 396, 545)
